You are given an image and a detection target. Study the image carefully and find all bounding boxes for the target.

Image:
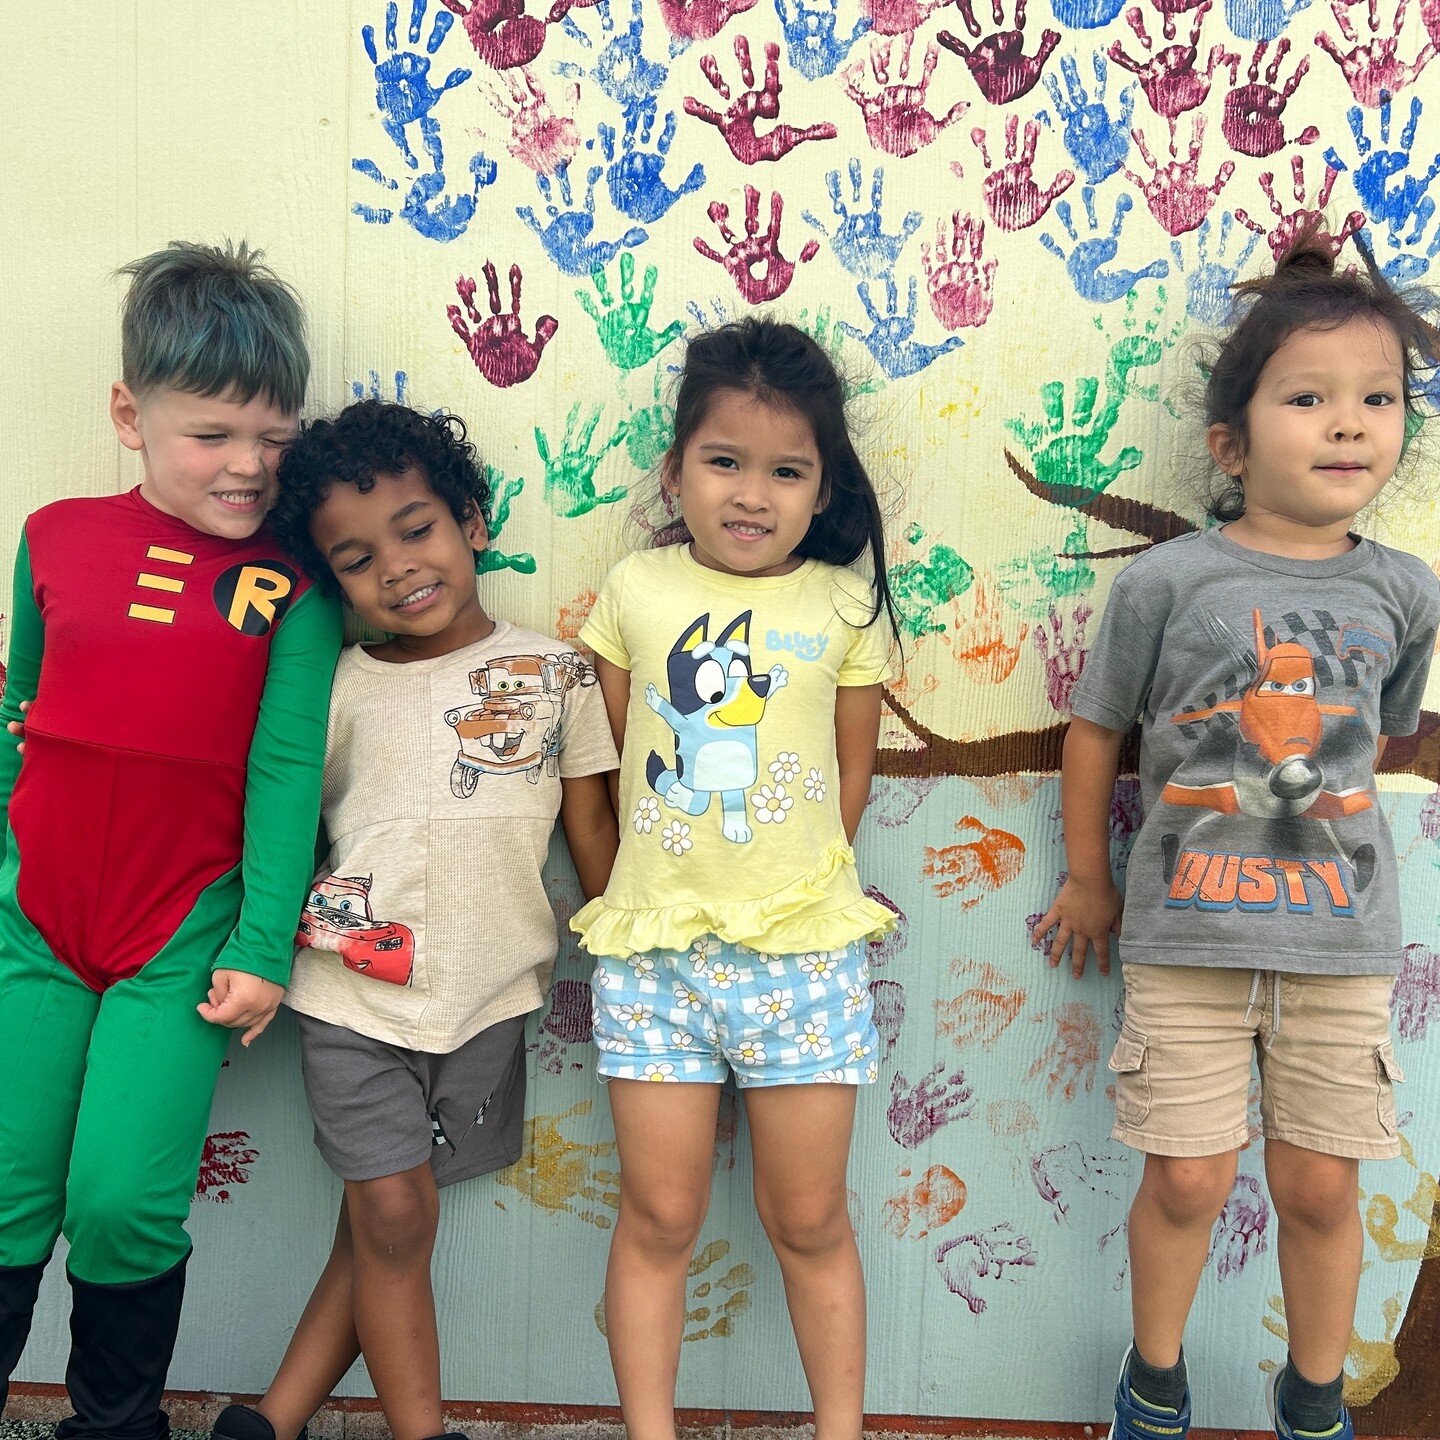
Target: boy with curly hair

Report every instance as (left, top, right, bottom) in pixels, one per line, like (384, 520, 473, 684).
(210, 400, 618, 1440)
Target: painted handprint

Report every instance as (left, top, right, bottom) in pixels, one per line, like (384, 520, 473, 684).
(967, 116, 1075, 232)
(1316, 0, 1438, 106)
(494, 1099, 620, 1227)
(439, 0, 550, 69)
(951, 574, 1029, 684)
(1043, 53, 1135, 184)
(1209, 1172, 1270, 1279)
(1168, 213, 1261, 324)
(1040, 189, 1169, 305)
(194, 1131, 259, 1203)
(889, 540, 974, 638)
(684, 35, 837, 163)
(864, 887, 909, 967)
(517, 160, 648, 275)
(578, 253, 683, 370)
(624, 366, 676, 471)
(939, 0, 1061, 105)
(555, 0, 669, 115)
(1032, 601, 1094, 713)
(804, 159, 923, 278)
(693, 186, 819, 303)
(363, 0, 470, 170)
(870, 977, 907, 1060)
(887, 1062, 976, 1148)
(596, 1238, 754, 1339)
(934, 956, 1026, 1050)
(1124, 114, 1233, 236)
(923, 817, 1027, 906)
(449, 262, 557, 387)
(922, 212, 997, 330)
(934, 1223, 1037, 1315)
(1005, 373, 1143, 505)
(1108, 1, 1236, 119)
(351, 369, 413, 404)
(484, 66, 581, 171)
(478, 466, 538, 575)
(840, 278, 963, 378)
(535, 403, 629, 516)
(1235, 156, 1365, 259)
(775, 0, 870, 79)
(1098, 283, 1181, 398)
(1324, 97, 1440, 238)
(657, 0, 759, 48)
(1221, 39, 1318, 157)
(883, 1165, 968, 1239)
(1030, 1140, 1126, 1222)
(534, 978, 592, 1072)
(1393, 942, 1440, 1040)
(1026, 1000, 1102, 1101)
(353, 151, 498, 242)
(1226, 0, 1314, 40)
(593, 101, 705, 222)
(1051, 0, 1126, 22)
(841, 36, 970, 159)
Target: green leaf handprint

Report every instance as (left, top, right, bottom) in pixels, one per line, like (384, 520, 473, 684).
(577, 253, 683, 371)
(476, 467, 537, 576)
(1004, 372, 1142, 508)
(535, 402, 629, 517)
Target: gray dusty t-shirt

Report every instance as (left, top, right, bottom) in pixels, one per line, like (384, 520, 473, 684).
(1070, 528, 1440, 976)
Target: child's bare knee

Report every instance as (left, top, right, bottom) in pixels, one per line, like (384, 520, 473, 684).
(345, 1170, 439, 1266)
(756, 1194, 850, 1261)
(1269, 1155, 1358, 1232)
(1141, 1152, 1235, 1225)
(619, 1188, 709, 1256)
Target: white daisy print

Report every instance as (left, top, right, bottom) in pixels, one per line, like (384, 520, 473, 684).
(626, 955, 658, 979)
(803, 767, 827, 802)
(752, 989, 794, 1025)
(595, 965, 621, 991)
(866, 1060, 878, 1083)
(844, 984, 869, 1018)
(616, 1002, 653, 1032)
(671, 1031, 696, 1050)
(799, 952, 837, 981)
(769, 751, 801, 784)
(797, 1018, 832, 1057)
(595, 1033, 631, 1053)
(661, 820, 694, 855)
(633, 796, 661, 834)
(673, 983, 703, 1012)
(815, 1068, 848, 1083)
(710, 961, 741, 990)
(700, 1012, 719, 1043)
(643, 1062, 676, 1082)
(730, 1038, 767, 1066)
(752, 784, 793, 825)
(849, 1039, 873, 1063)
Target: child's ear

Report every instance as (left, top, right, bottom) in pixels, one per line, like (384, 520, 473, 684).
(110, 383, 144, 452)
(464, 503, 489, 557)
(661, 451, 681, 496)
(1206, 423, 1242, 477)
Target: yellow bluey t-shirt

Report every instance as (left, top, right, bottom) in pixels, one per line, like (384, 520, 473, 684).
(571, 544, 897, 960)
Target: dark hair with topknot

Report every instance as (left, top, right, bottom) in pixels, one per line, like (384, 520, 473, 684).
(1204, 227, 1439, 522)
(270, 399, 491, 591)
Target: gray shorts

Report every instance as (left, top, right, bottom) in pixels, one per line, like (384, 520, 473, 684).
(296, 1011, 529, 1187)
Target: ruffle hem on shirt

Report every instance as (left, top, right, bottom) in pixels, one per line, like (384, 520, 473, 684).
(570, 838, 897, 960)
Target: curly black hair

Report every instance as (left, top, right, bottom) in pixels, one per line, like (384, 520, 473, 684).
(271, 399, 491, 590)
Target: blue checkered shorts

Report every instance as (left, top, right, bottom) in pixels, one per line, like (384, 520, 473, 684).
(591, 936, 879, 1087)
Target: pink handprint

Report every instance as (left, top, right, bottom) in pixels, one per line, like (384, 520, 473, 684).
(684, 35, 837, 163)
(1108, 1, 1235, 119)
(841, 36, 969, 159)
(1316, 0, 1438, 106)
(934, 1223, 1037, 1314)
(439, 0, 549, 69)
(658, 0, 758, 45)
(888, 1061, 976, 1148)
(966, 115, 1075, 232)
(1235, 156, 1364, 260)
(1124, 114, 1233, 236)
(1032, 600, 1093, 713)
(938, 0, 1061, 105)
(485, 66, 580, 171)
(693, 186, 819, 303)
(862, 0, 950, 32)
(1423, 0, 1440, 42)
(1221, 39, 1319, 158)
(448, 262, 558, 387)
(1210, 1173, 1270, 1279)
(1393, 942, 1440, 1041)
(922, 212, 997, 330)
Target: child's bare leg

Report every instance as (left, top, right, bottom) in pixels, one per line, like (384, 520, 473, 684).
(1264, 1140, 1361, 1382)
(747, 1085, 865, 1440)
(257, 1202, 362, 1440)
(604, 1079, 721, 1440)
(345, 1163, 443, 1440)
(1128, 1151, 1238, 1366)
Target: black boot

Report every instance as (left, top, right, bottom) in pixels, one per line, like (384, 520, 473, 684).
(56, 1255, 187, 1440)
(0, 1259, 49, 1414)
(211, 1404, 308, 1440)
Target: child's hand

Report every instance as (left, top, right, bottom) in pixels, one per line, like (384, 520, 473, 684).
(199, 969, 285, 1046)
(6, 699, 31, 754)
(1034, 876, 1123, 978)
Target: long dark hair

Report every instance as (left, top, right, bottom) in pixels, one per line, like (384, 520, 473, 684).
(659, 316, 900, 639)
(1205, 227, 1438, 522)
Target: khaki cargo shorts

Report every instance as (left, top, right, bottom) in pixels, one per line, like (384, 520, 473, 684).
(1110, 963, 1403, 1160)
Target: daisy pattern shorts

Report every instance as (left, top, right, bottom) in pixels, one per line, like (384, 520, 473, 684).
(592, 935, 880, 1087)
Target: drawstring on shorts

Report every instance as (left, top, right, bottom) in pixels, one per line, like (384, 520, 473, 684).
(1244, 970, 1282, 1050)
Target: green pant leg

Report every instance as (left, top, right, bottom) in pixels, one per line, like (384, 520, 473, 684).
(62, 872, 243, 1286)
(0, 877, 99, 1269)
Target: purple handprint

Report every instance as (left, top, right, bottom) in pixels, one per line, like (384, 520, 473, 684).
(1316, 0, 1438, 106)
(860, 0, 948, 32)
(440, 0, 551, 69)
(658, 0, 758, 46)
(842, 36, 970, 159)
(840, 277, 965, 378)
(1040, 188, 1170, 303)
(939, 0, 1061, 104)
(1209, 1173, 1270, 1279)
(922, 212, 997, 329)
(693, 186, 819, 303)
(594, 100, 706, 222)
(804, 159, 923, 279)
(1221, 39, 1318, 158)
(865, 885, 910, 965)
(1235, 156, 1364, 260)
(517, 160, 649, 274)
(888, 1062, 976, 1148)
(448, 262, 558, 387)
(1125, 114, 1234, 236)
(542, 978, 595, 1043)
(1032, 601, 1093, 713)
(968, 115, 1075, 232)
(870, 978, 907, 1060)
(1030, 1140, 1126, 1221)
(934, 1223, 1037, 1314)
(1043, 52, 1135, 184)
(1108, 0, 1236, 119)
(1393, 942, 1440, 1041)
(485, 66, 581, 171)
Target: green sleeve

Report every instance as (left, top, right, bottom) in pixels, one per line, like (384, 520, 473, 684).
(212, 584, 342, 986)
(0, 532, 44, 857)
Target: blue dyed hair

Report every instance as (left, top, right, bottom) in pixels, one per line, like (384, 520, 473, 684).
(117, 240, 308, 413)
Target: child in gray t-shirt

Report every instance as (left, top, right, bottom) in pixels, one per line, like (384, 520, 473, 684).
(1036, 236, 1440, 1440)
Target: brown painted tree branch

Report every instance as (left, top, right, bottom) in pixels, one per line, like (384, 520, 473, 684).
(1003, 449, 1198, 545)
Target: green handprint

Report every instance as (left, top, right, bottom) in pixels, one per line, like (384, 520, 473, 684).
(1094, 286, 1183, 410)
(888, 540, 974, 640)
(475, 467, 537, 576)
(1004, 372, 1142, 508)
(996, 515, 1097, 618)
(625, 365, 675, 472)
(535, 403, 630, 518)
(796, 303, 883, 396)
(577, 252, 682, 371)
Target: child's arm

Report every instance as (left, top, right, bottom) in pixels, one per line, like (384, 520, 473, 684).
(561, 772, 620, 899)
(1035, 717, 1126, 978)
(835, 682, 883, 843)
(0, 534, 43, 853)
(594, 655, 630, 814)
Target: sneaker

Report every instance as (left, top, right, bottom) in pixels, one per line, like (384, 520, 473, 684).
(210, 1405, 308, 1440)
(1110, 1346, 1192, 1440)
(1266, 1366, 1354, 1440)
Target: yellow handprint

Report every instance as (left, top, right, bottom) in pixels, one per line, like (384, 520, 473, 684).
(494, 1099, 620, 1229)
(594, 1238, 755, 1341)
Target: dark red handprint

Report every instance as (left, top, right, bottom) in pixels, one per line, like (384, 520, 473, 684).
(1220, 39, 1319, 158)
(195, 1131, 259, 1203)
(841, 37, 969, 159)
(1108, 1, 1235, 119)
(1151, 0, 1209, 37)
(439, 0, 549, 69)
(693, 186, 819, 303)
(967, 115, 1074, 232)
(1235, 156, 1365, 259)
(861, 0, 950, 34)
(448, 261, 558, 387)
(1315, 0, 1438, 106)
(486, 66, 581, 171)
(1422, 0, 1440, 43)
(1125, 114, 1233, 235)
(938, 0, 1061, 105)
(923, 212, 997, 329)
(658, 0, 758, 45)
(684, 34, 837, 162)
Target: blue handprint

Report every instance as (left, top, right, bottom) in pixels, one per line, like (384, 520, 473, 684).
(1048, 0, 1125, 27)
(1042, 54, 1134, 185)
(517, 161, 649, 275)
(838, 277, 963, 379)
(1224, 0, 1313, 42)
(1365, 214, 1440, 284)
(1040, 188, 1168, 305)
(363, 0, 470, 170)
(353, 151, 498, 242)
(593, 100, 705, 223)
(350, 370, 414, 404)
(1167, 214, 1260, 326)
(1325, 98, 1440, 241)
(803, 158, 923, 279)
(556, 0, 668, 118)
(773, 0, 870, 80)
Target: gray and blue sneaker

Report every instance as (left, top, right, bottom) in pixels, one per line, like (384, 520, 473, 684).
(1266, 1365, 1354, 1440)
(1110, 1345, 1192, 1440)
